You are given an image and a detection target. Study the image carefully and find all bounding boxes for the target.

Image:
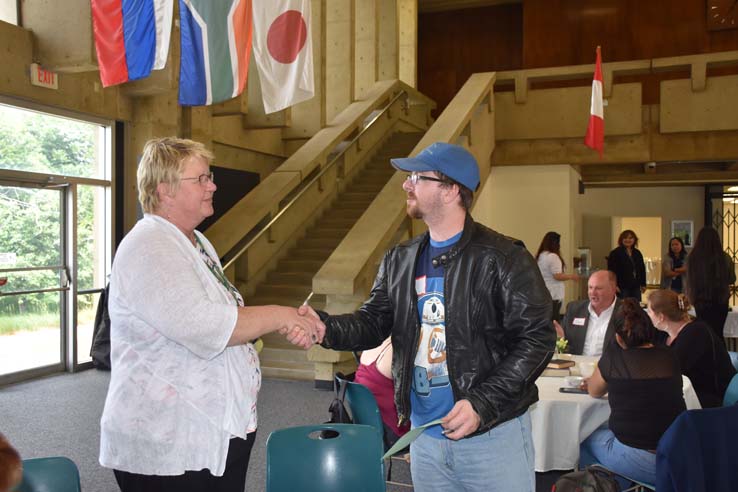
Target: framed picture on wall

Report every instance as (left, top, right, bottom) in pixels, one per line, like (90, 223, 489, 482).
(671, 220, 694, 248)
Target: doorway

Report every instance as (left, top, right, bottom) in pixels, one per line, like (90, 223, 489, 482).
(0, 100, 113, 385)
(612, 217, 662, 286)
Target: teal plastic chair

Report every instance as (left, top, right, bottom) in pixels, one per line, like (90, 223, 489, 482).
(335, 375, 385, 444)
(728, 351, 738, 371)
(336, 375, 406, 481)
(266, 423, 386, 492)
(13, 457, 81, 492)
(724, 372, 738, 406)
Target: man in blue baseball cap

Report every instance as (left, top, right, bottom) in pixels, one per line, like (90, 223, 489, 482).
(306, 141, 554, 492)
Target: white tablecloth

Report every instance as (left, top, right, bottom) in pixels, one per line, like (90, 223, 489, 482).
(686, 308, 738, 338)
(530, 355, 701, 472)
(724, 312, 738, 338)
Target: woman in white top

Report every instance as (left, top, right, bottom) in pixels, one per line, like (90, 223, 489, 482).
(536, 231, 578, 321)
(99, 138, 324, 492)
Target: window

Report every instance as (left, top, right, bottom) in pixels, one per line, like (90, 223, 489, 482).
(0, 99, 113, 382)
(0, 0, 18, 25)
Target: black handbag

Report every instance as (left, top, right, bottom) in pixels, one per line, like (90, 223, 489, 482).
(90, 283, 111, 370)
(326, 372, 353, 424)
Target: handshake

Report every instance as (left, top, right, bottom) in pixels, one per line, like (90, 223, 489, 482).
(276, 294, 326, 350)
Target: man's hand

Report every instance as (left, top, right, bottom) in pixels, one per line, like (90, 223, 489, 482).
(553, 320, 565, 338)
(440, 399, 480, 440)
(298, 304, 325, 344)
(277, 306, 325, 349)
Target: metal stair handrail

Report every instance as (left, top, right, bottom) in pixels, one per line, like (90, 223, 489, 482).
(313, 72, 497, 306)
(221, 89, 410, 271)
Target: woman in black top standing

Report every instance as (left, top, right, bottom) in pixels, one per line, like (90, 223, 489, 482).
(608, 230, 647, 302)
(686, 227, 736, 339)
(579, 298, 686, 488)
(647, 289, 736, 408)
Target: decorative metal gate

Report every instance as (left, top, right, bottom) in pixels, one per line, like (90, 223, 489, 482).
(706, 185, 738, 305)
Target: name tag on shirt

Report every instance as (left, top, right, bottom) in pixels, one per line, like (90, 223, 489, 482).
(415, 276, 426, 296)
(573, 317, 586, 326)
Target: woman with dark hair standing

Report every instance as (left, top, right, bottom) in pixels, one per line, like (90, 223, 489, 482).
(686, 227, 736, 339)
(661, 237, 687, 293)
(579, 298, 686, 487)
(536, 231, 579, 322)
(607, 230, 647, 301)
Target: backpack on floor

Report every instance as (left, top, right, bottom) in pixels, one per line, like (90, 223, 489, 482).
(552, 465, 620, 492)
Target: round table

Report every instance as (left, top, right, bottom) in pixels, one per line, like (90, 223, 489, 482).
(530, 355, 701, 472)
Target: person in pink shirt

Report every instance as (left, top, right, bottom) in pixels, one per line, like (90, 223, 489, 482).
(354, 337, 409, 448)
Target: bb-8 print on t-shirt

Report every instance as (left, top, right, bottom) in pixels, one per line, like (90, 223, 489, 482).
(413, 276, 450, 396)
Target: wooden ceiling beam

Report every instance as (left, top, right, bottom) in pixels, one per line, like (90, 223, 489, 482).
(582, 171, 738, 187)
(419, 0, 520, 14)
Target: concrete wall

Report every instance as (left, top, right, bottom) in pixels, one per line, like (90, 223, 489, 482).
(477, 167, 703, 299)
(0, 0, 412, 233)
(478, 164, 582, 303)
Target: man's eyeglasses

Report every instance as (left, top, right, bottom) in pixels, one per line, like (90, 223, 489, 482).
(180, 172, 214, 186)
(406, 172, 444, 186)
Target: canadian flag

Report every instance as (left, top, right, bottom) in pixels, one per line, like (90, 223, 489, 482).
(584, 46, 604, 158)
(252, 0, 314, 114)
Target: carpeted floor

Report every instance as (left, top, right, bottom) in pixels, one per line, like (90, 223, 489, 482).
(0, 370, 331, 492)
(1, 369, 565, 491)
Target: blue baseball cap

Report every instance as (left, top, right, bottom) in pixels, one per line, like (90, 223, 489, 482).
(391, 142, 480, 191)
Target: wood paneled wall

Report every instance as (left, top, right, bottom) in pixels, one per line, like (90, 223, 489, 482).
(418, 0, 738, 113)
(418, 4, 523, 116)
(523, 0, 738, 67)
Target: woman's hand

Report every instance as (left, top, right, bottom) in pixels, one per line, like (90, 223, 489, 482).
(585, 366, 607, 398)
(230, 305, 324, 348)
(279, 306, 325, 349)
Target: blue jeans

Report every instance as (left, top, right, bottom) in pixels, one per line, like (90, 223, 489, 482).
(409, 410, 535, 492)
(579, 428, 656, 488)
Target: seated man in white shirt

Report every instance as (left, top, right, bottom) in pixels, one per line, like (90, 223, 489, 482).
(553, 270, 622, 356)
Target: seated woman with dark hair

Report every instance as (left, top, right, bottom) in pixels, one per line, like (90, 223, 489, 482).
(647, 289, 736, 408)
(579, 298, 686, 487)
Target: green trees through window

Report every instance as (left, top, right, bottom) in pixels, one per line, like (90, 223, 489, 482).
(0, 104, 105, 324)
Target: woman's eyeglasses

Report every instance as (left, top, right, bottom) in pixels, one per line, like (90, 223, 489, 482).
(180, 172, 214, 186)
(406, 172, 444, 186)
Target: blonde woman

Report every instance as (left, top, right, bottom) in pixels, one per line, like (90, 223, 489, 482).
(647, 289, 735, 408)
(99, 138, 323, 492)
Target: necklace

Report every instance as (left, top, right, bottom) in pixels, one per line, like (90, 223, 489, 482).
(195, 235, 243, 306)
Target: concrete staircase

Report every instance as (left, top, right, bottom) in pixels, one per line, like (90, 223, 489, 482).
(249, 131, 424, 381)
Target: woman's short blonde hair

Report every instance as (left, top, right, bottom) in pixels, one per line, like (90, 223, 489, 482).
(137, 137, 214, 213)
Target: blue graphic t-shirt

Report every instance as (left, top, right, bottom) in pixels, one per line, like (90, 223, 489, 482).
(410, 231, 461, 439)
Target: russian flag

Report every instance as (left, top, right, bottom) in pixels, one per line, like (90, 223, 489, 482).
(178, 0, 253, 106)
(91, 0, 173, 87)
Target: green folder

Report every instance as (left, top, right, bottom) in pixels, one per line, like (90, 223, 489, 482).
(381, 418, 443, 461)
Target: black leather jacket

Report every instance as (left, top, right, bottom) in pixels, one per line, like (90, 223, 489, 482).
(320, 215, 555, 437)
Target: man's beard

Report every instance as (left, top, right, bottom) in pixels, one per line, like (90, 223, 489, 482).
(406, 202, 423, 220)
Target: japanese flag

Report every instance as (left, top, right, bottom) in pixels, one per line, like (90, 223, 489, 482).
(252, 0, 314, 114)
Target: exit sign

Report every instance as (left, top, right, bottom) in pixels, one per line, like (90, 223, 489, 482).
(30, 63, 58, 89)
